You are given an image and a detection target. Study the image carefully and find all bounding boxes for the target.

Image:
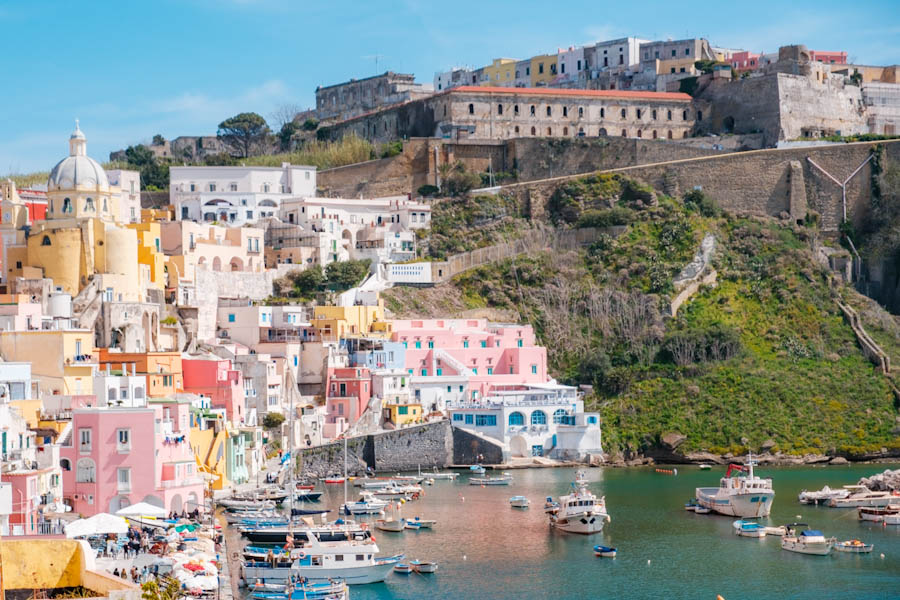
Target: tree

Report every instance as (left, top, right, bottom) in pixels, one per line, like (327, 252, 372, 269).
(278, 121, 300, 152)
(142, 577, 182, 600)
(124, 144, 155, 167)
(152, 134, 166, 146)
(289, 266, 324, 296)
(325, 259, 371, 291)
(269, 103, 302, 131)
(302, 118, 319, 131)
(262, 412, 285, 430)
(217, 112, 270, 158)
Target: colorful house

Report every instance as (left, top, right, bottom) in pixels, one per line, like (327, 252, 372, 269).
(324, 366, 372, 438)
(96, 349, 183, 398)
(0, 329, 96, 395)
(182, 357, 246, 424)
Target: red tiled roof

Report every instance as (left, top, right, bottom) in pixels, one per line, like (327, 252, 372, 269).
(447, 86, 693, 101)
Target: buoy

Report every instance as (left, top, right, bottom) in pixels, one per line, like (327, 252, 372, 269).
(796, 515, 802, 519)
(647, 559, 651, 565)
(674, 468, 678, 476)
(463, 555, 467, 561)
(880, 553, 885, 559)
(717, 595, 725, 600)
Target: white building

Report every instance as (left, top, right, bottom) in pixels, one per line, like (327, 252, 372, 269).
(385, 262, 432, 285)
(434, 67, 476, 92)
(555, 46, 585, 86)
(170, 163, 317, 225)
(106, 169, 141, 224)
(92, 363, 147, 408)
(448, 384, 602, 459)
(585, 37, 648, 79)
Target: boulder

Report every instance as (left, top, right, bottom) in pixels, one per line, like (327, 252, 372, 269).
(760, 439, 777, 452)
(829, 456, 849, 465)
(740, 437, 749, 446)
(661, 432, 687, 451)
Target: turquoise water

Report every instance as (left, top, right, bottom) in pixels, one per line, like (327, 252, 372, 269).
(244, 464, 900, 599)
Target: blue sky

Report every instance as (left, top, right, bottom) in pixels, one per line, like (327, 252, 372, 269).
(1, 0, 897, 174)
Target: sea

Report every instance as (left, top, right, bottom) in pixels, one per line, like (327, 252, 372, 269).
(238, 464, 900, 600)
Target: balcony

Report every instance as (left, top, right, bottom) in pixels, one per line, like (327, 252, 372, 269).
(160, 477, 202, 489)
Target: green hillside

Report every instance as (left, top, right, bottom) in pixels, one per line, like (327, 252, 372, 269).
(383, 174, 900, 459)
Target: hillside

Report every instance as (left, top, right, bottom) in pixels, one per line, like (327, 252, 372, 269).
(383, 174, 900, 460)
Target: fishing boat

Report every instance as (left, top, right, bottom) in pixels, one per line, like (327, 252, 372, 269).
(219, 498, 277, 510)
(695, 453, 774, 517)
(780, 524, 834, 555)
(409, 516, 435, 528)
(404, 521, 422, 530)
(323, 475, 346, 484)
(393, 563, 412, 574)
(240, 519, 371, 544)
(858, 505, 900, 522)
(834, 540, 874, 554)
(469, 465, 486, 475)
(509, 496, 530, 508)
(371, 482, 423, 499)
(430, 469, 458, 481)
(829, 486, 900, 508)
(732, 519, 767, 538)
(469, 474, 513, 486)
(798, 485, 852, 505)
(295, 491, 323, 502)
(374, 502, 405, 532)
(548, 472, 610, 535)
(410, 560, 438, 573)
(684, 498, 699, 511)
(341, 492, 388, 515)
(593, 545, 617, 558)
(694, 506, 711, 514)
(249, 579, 349, 600)
(699, 464, 712, 470)
(764, 525, 786, 536)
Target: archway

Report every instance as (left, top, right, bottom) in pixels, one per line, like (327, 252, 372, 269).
(170, 494, 183, 513)
(723, 116, 735, 133)
(197, 257, 207, 269)
(186, 492, 200, 511)
(230, 257, 244, 271)
(341, 230, 353, 247)
(510, 435, 528, 457)
(212, 257, 222, 271)
(109, 495, 130, 513)
(142, 494, 164, 508)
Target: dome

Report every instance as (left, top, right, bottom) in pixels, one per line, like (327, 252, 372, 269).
(47, 121, 109, 191)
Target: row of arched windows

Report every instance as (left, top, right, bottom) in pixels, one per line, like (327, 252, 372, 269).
(50, 197, 108, 214)
(512, 125, 679, 140)
(508, 409, 569, 426)
(467, 103, 697, 123)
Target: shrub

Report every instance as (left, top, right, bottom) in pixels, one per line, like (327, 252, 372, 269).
(302, 118, 319, 131)
(417, 184, 439, 197)
(325, 259, 371, 291)
(683, 189, 720, 217)
(576, 207, 634, 228)
(289, 266, 324, 297)
(379, 140, 403, 158)
(621, 179, 656, 205)
(161, 316, 178, 326)
(661, 324, 741, 366)
(443, 165, 482, 197)
(262, 413, 285, 429)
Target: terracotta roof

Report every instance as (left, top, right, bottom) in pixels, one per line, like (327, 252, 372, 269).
(447, 86, 693, 101)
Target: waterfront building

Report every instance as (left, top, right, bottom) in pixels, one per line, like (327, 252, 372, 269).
(324, 366, 372, 438)
(169, 163, 316, 225)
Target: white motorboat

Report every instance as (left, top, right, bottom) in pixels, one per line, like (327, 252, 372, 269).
(829, 486, 900, 508)
(219, 498, 277, 510)
(885, 513, 900, 525)
(695, 453, 774, 517)
(371, 482, 423, 499)
(781, 524, 834, 555)
(764, 526, 786, 536)
(834, 539, 874, 553)
(548, 471, 610, 535)
(430, 469, 459, 480)
(858, 505, 900, 522)
(470, 474, 513, 486)
(732, 519, 767, 538)
(410, 559, 438, 573)
(374, 518, 405, 532)
(354, 477, 393, 489)
(408, 516, 436, 528)
(469, 465, 486, 475)
(699, 464, 712, 470)
(510, 496, 531, 508)
(798, 485, 852, 505)
(341, 492, 388, 516)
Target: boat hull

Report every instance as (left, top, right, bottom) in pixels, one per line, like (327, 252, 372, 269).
(830, 495, 898, 508)
(551, 513, 607, 534)
(835, 543, 873, 553)
(294, 560, 398, 585)
(374, 519, 405, 532)
(781, 539, 833, 555)
(696, 488, 774, 517)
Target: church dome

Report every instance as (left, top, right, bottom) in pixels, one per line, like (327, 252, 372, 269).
(47, 121, 109, 191)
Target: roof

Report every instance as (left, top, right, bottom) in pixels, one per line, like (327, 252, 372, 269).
(446, 86, 693, 102)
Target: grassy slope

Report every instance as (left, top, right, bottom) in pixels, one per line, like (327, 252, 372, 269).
(383, 177, 900, 457)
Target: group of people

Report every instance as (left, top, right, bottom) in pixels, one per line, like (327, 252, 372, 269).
(168, 508, 201, 520)
(111, 564, 157, 585)
(103, 527, 152, 558)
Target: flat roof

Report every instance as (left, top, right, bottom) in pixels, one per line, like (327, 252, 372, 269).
(446, 86, 692, 102)
(169, 164, 316, 172)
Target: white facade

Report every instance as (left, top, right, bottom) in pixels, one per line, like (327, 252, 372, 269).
(448, 384, 602, 459)
(92, 365, 147, 408)
(555, 47, 585, 86)
(386, 262, 432, 284)
(410, 374, 469, 413)
(371, 369, 410, 404)
(106, 169, 141, 224)
(0, 362, 35, 401)
(588, 37, 648, 76)
(0, 481, 11, 535)
(434, 67, 475, 92)
(170, 163, 317, 225)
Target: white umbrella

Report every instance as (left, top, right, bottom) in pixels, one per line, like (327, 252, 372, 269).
(65, 512, 129, 538)
(116, 502, 168, 518)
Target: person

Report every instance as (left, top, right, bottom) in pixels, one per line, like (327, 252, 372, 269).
(119, 569, 127, 580)
(113, 568, 120, 578)
(106, 538, 115, 557)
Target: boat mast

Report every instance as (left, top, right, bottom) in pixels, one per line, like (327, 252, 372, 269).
(343, 436, 348, 507)
(288, 370, 294, 532)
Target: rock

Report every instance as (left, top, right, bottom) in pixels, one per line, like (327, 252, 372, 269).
(684, 451, 723, 464)
(740, 437, 749, 446)
(686, 384, 700, 397)
(588, 453, 604, 467)
(858, 468, 900, 491)
(829, 456, 849, 465)
(761, 439, 777, 451)
(804, 454, 830, 464)
(661, 432, 687, 450)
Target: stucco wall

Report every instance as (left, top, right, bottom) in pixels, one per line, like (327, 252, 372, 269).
(194, 269, 276, 342)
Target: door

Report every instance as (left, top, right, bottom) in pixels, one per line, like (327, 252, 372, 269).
(531, 445, 543, 457)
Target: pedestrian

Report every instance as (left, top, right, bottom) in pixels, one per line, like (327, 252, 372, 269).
(141, 532, 149, 553)
(119, 569, 127, 580)
(113, 568, 120, 577)
(106, 538, 115, 557)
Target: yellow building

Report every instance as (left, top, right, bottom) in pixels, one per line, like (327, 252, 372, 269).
(657, 57, 701, 76)
(530, 54, 558, 86)
(482, 58, 517, 86)
(383, 402, 424, 427)
(190, 422, 230, 490)
(311, 300, 387, 340)
(0, 329, 95, 395)
(128, 220, 166, 291)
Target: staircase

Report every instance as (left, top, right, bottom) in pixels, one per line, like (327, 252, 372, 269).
(72, 277, 103, 331)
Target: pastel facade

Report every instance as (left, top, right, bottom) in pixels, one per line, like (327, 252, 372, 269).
(182, 357, 246, 424)
(169, 164, 317, 226)
(92, 364, 147, 408)
(481, 58, 518, 86)
(105, 169, 141, 224)
(59, 405, 204, 515)
(530, 53, 558, 86)
(0, 329, 95, 395)
(311, 302, 388, 341)
(324, 366, 371, 437)
(96, 349, 183, 398)
(161, 221, 265, 288)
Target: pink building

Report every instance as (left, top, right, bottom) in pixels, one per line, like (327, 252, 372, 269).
(59, 405, 204, 516)
(324, 367, 372, 436)
(4, 465, 61, 535)
(809, 50, 847, 65)
(182, 358, 245, 424)
(390, 319, 548, 401)
(731, 51, 762, 72)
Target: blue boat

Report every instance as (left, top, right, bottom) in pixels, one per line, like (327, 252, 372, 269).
(593, 545, 617, 558)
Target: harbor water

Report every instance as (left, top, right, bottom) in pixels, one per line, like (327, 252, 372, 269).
(240, 464, 900, 599)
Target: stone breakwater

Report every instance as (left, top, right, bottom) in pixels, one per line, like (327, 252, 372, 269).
(859, 468, 900, 491)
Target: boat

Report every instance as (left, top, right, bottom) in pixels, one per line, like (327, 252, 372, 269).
(548, 472, 610, 535)
(404, 521, 422, 530)
(885, 514, 900, 525)
(324, 476, 346, 484)
(291, 508, 331, 517)
(780, 524, 834, 555)
(224, 510, 283, 524)
(798, 485, 852, 505)
(371, 482, 423, 499)
(240, 519, 371, 544)
(684, 498, 699, 511)
(699, 464, 712, 470)
(469, 474, 513, 486)
(430, 469, 458, 481)
(829, 486, 900, 508)
(341, 492, 388, 515)
(409, 560, 438, 573)
(695, 453, 774, 517)
(593, 545, 617, 558)
(249, 579, 349, 600)
(409, 516, 436, 528)
(764, 526, 786, 536)
(509, 496, 531, 508)
(355, 478, 393, 490)
(694, 506, 711, 514)
(544, 497, 560, 514)
(392, 474, 425, 483)
(732, 519, 767, 538)
(469, 465, 486, 475)
(374, 501, 405, 532)
(219, 498, 277, 510)
(243, 546, 293, 561)
(834, 540, 874, 554)
(295, 491, 324, 502)
(393, 563, 412, 574)
(858, 505, 900, 522)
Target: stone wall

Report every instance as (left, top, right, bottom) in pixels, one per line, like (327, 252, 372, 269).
(502, 140, 900, 232)
(194, 269, 276, 342)
(452, 426, 506, 465)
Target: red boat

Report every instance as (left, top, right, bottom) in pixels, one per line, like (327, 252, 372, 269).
(324, 477, 346, 484)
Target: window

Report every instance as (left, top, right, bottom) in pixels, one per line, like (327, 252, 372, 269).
(531, 364, 538, 374)
(421, 369, 427, 376)
(41, 235, 51, 246)
(60, 458, 71, 471)
(531, 410, 547, 425)
(209, 183, 216, 192)
(578, 107, 584, 118)
(546, 106, 551, 116)
(667, 110, 672, 120)
(117, 429, 130, 452)
(530, 105, 535, 116)
(228, 313, 235, 323)
(515, 126, 520, 134)
(487, 367, 493, 375)
(459, 385, 464, 392)
(680, 67, 686, 73)
(509, 411, 525, 426)
(562, 106, 567, 117)
(480, 340, 487, 348)
(621, 108, 626, 118)
(117, 468, 131, 492)
(76, 458, 95, 482)
(497, 104, 503, 115)
(636, 109, 642, 119)
(135, 387, 144, 399)
(622, 129, 627, 137)
(637, 130, 642, 138)
(514, 104, 519, 115)
(475, 414, 497, 427)
(563, 127, 568, 136)
(415, 341, 421, 349)
(652, 109, 657, 120)
(577, 59, 582, 70)
(230, 183, 238, 192)
(553, 409, 568, 424)
(79, 428, 91, 452)
(468, 103, 474, 114)
(671, 68, 676, 74)
(453, 414, 463, 422)
(190, 184, 196, 192)
(463, 340, 469, 348)
(62, 198, 72, 213)
(85, 197, 94, 211)
(671, 49, 676, 57)
(685, 47, 691, 55)
(526, 67, 530, 76)
(398, 406, 409, 415)
(683, 110, 688, 121)
(531, 127, 536, 136)
(697, 111, 703, 121)
(464, 414, 473, 425)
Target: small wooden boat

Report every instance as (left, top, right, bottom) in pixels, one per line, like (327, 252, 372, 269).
(510, 496, 530, 508)
(764, 526, 786, 536)
(685, 498, 699, 511)
(394, 563, 412, 574)
(404, 521, 422, 530)
(375, 518, 405, 532)
(470, 474, 512, 486)
(835, 539, 874, 553)
(410, 560, 438, 573)
(430, 470, 458, 480)
(409, 517, 436, 528)
(694, 506, 711, 514)
(593, 545, 617, 558)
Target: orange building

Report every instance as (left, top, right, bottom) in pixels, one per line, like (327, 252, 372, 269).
(96, 349, 184, 397)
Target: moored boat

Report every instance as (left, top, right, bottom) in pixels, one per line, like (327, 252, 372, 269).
(295, 491, 323, 502)
(341, 492, 388, 515)
(885, 513, 900, 525)
(374, 518, 405, 532)
(510, 496, 530, 508)
(798, 485, 852, 505)
(593, 545, 617, 558)
(834, 539, 874, 554)
(695, 453, 774, 518)
(248, 579, 349, 600)
(858, 505, 900, 522)
(393, 563, 412, 574)
(469, 474, 513, 486)
(732, 519, 767, 538)
(324, 475, 346, 484)
(469, 465, 486, 475)
(829, 486, 900, 508)
(409, 559, 438, 573)
(409, 516, 436, 528)
(684, 498, 699, 511)
(781, 524, 834, 555)
(220, 498, 277, 510)
(699, 464, 712, 470)
(693, 506, 711, 514)
(548, 472, 610, 535)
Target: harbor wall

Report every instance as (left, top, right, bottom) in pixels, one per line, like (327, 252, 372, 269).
(451, 426, 506, 465)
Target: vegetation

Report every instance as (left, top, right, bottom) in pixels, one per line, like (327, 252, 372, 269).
(2, 171, 49, 188)
(440, 161, 482, 197)
(121, 144, 169, 190)
(274, 260, 372, 298)
(234, 134, 375, 170)
(262, 412, 286, 429)
(141, 577, 182, 600)
(426, 193, 529, 259)
(217, 112, 271, 158)
(325, 259, 372, 291)
(384, 173, 900, 458)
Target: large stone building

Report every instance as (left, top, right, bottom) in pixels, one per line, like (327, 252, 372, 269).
(315, 71, 434, 122)
(321, 86, 704, 145)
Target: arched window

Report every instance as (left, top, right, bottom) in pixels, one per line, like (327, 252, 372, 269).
(514, 104, 519, 115)
(546, 106, 552, 116)
(562, 106, 568, 117)
(652, 130, 658, 139)
(60, 458, 71, 471)
(497, 104, 503, 115)
(600, 107, 605, 118)
(578, 107, 584, 118)
(547, 127, 552, 135)
(622, 129, 627, 137)
(41, 235, 51, 246)
(509, 411, 525, 426)
(63, 198, 72, 213)
(531, 410, 547, 426)
(563, 127, 568, 136)
(552, 409, 568, 424)
(514, 126, 520, 134)
(668, 130, 673, 139)
(76, 458, 96, 483)
(683, 110, 688, 120)
(620, 108, 626, 118)
(530, 127, 536, 136)
(652, 109, 658, 120)
(530, 105, 536, 116)
(85, 197, 94, 212)
(468, 103, 474, 114)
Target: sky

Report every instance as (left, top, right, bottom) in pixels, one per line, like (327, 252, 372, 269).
(1, 0, 898, 174)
